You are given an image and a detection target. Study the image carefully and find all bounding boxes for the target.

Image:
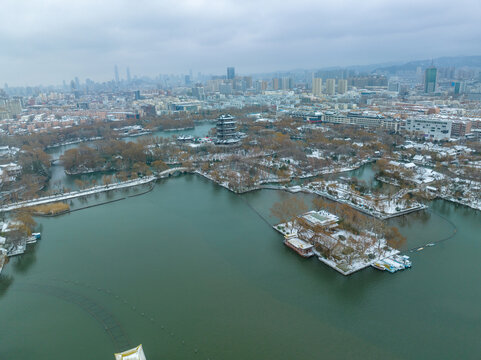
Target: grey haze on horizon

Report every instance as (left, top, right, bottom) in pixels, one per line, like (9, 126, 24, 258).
(1, 0, 481, 86)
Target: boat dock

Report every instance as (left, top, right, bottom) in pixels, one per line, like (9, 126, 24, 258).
(372, 254, 412, 273)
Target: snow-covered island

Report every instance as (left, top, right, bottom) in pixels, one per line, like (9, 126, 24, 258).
(274, 210, 401, 275)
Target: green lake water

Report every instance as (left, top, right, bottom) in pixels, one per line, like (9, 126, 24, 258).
(1, 174, 480, 359)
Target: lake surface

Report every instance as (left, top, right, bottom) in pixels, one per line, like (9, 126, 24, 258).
(1, 174, 480, 359)
(136, 122, 215, 141)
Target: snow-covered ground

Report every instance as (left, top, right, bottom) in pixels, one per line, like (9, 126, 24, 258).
(298, 180, 426, 219)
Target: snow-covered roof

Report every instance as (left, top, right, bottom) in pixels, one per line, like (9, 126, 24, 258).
(286, 237, 314, 250)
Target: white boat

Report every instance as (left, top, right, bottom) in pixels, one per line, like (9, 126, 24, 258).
(27, 232, 41, 244)
(371, 262, 386, 271)
(381, 258, 405, 273)
(26, 236, 37, 244)
(391, 254, 412, 268)
(115, 344, 147, 360)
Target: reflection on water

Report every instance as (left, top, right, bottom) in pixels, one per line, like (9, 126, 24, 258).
(11, 247, 37, 273)
(0, 274, 14, 299)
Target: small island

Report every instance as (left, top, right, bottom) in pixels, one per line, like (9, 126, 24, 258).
(272, 197, 409, 275)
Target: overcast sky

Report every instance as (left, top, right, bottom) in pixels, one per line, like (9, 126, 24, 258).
(1, 0, 481, 86)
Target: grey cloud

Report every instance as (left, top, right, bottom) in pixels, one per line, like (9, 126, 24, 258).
(0, 0, 480, 85)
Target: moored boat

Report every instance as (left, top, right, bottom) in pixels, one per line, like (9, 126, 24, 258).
(371, 262, 386, 271)
(391, 254, 412, 268)
(283, 236, 314, 258)
(26, 232, 41, 244)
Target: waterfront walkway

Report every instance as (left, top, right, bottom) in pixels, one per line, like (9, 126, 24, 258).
(0, 176, 156, 212)
(0, 167, 189, 213)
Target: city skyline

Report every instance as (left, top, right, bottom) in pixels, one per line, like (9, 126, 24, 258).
(1, 0, 481, 85)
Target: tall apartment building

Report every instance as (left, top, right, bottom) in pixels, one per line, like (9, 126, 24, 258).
(114, 65, 120, 83)
(281, 77, 293, 90)
(0, 99, 22, 120)
(325, 79, 336, 95)
(272, 78, 280, 90)
(191, 86, 205, 100)
(312, 78, 322, 96)
(337, 79, 348, 94)
(255, 80, 268, 93)
(219, 83, 233, 95)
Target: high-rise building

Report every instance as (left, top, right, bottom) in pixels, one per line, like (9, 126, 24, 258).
(114, 65, 120, 83)
(227, 67, 235, 80)
(219, 83, 233, 95)
(272, 78, 280, 90)
(452, 81, 466, 95)
(424, 67, 437, 93)
(255, 80, 268, 93)
(325, 79, 336, 95)
(337, 79, 348, 94)
(192, 86, 205, 100)
(126, 67, 131, 84)
(388, 81, 400, 92)
(244, 76, 253, 89)
(0, 99, 22, 119)
(281, 77, 293, 90)
(312, 78, 322, 96)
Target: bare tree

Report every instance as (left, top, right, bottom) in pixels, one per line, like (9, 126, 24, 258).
(271, 197, 307, 231)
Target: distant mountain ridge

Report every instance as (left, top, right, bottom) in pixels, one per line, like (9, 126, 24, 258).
(251, 55, 481, 79)
(372, 56, 481, 74)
